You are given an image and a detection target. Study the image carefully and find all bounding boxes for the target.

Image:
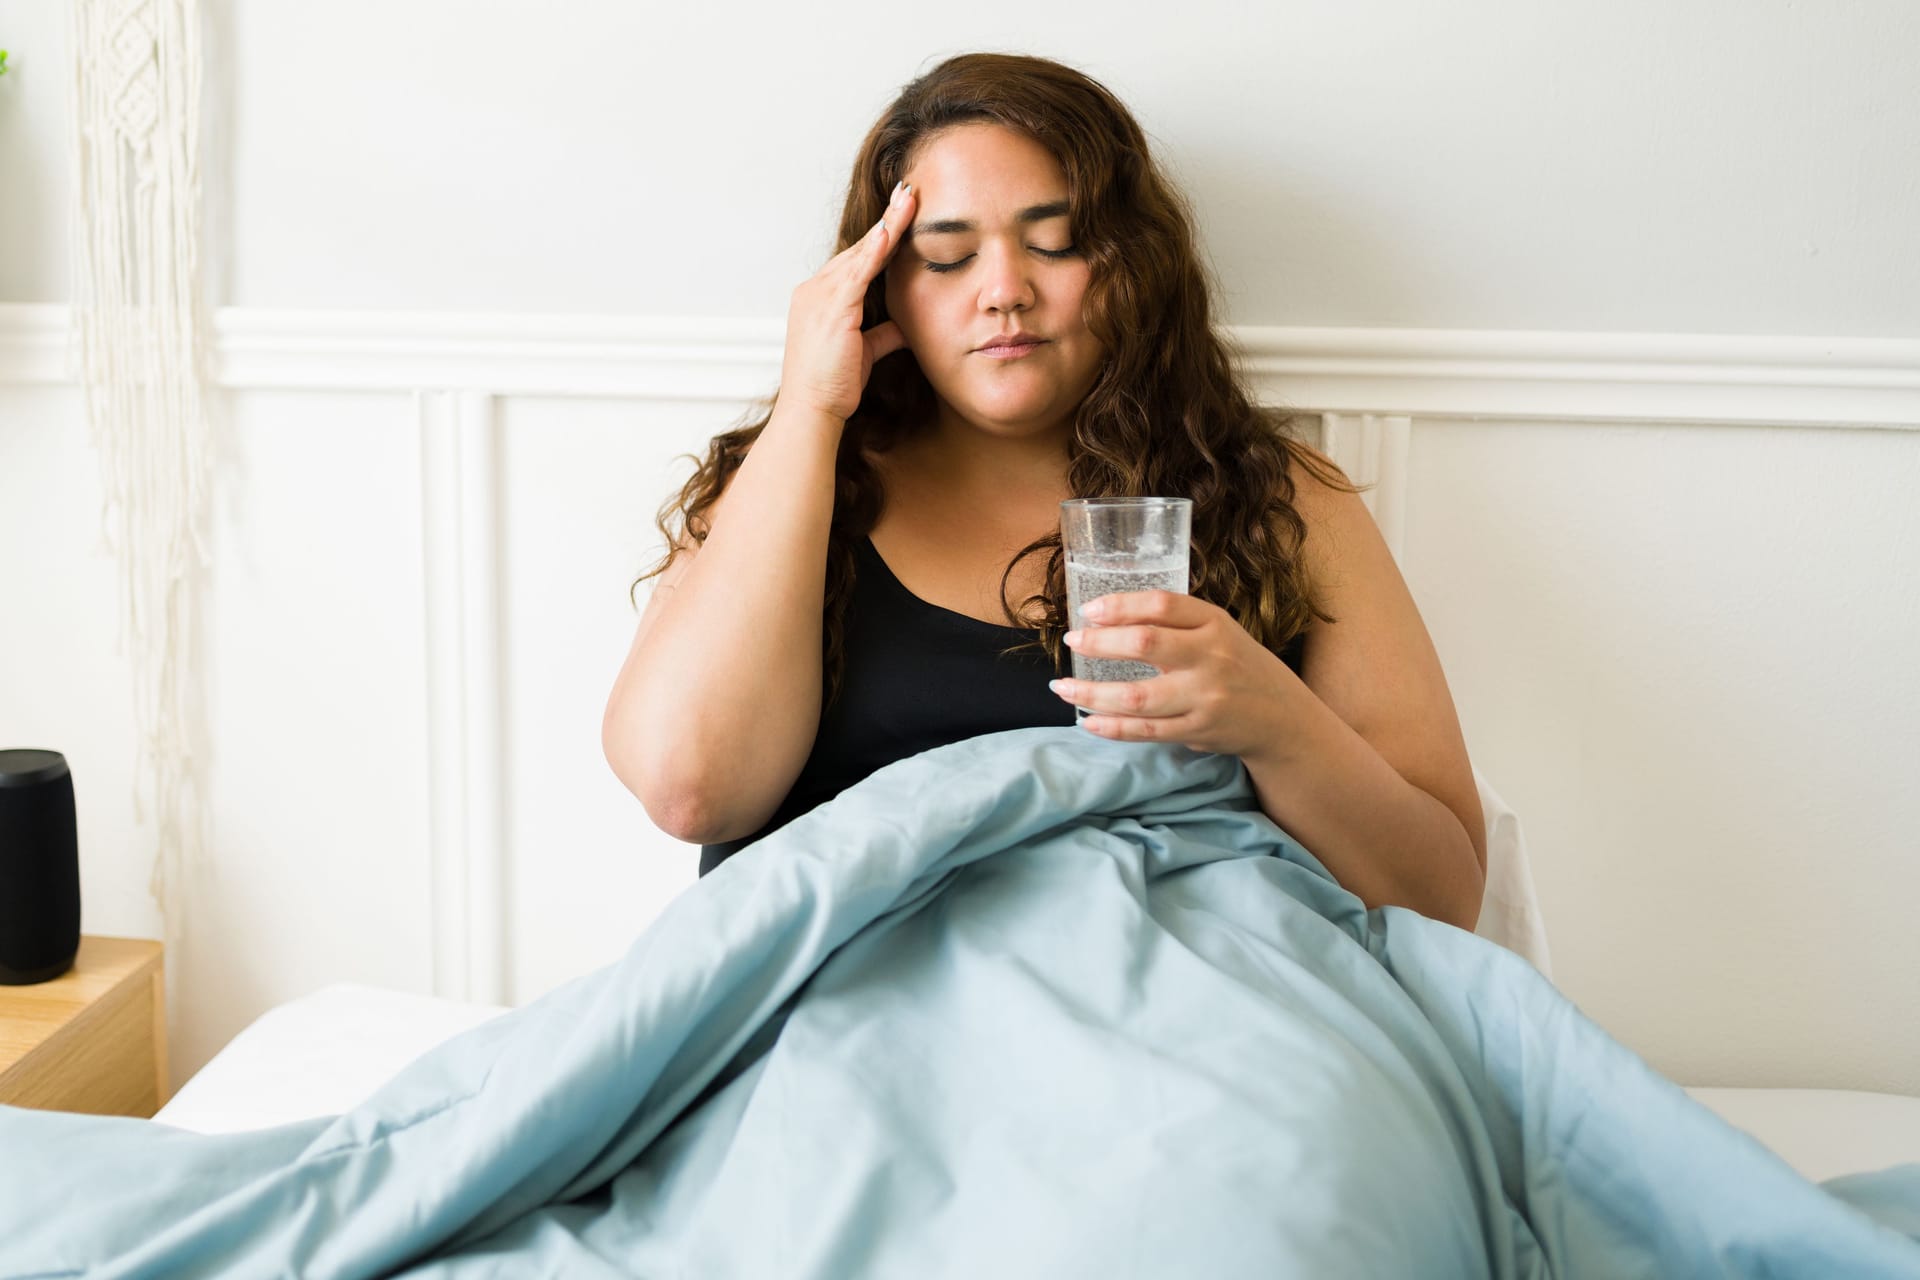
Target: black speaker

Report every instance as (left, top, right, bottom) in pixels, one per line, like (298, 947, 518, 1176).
(0, 749, 82, 985)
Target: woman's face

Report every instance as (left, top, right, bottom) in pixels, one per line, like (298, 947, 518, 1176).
(884, 123, 1105, 448)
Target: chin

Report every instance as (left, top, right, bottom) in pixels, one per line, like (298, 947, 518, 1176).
(944, 390, 1066, 430)
(956, 413, 1071, 441)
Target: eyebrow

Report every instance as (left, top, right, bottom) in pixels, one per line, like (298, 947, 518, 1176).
(908, 200, 1071, 239)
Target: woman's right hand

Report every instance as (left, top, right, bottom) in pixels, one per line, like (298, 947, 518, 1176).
(778, 180, 919, 424)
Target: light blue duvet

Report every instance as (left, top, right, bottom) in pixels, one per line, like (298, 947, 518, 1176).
(3, 728, 1917, 1277)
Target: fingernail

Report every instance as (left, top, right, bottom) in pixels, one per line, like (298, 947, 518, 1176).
(1082, 599, 1108, 620)
(1049, 678, 1069, 696)
(1064, 630, 1083, 647)
(889, 181, 905, 205)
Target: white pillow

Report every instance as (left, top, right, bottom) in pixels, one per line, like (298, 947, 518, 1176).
(1471, 768, 1554, 978)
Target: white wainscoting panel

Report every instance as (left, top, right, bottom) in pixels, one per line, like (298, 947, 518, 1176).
(1317, 413, 1414, 564)
(1396, 417, 1920, 1093)
(184, 389, 439, 1088)
(1236, 326, 1920, 428)
(418, 390, 507, 1006)
(5, 304, 1917, 1094)
(7, 307, 1919, 424)
(494, 396, 723, 1005)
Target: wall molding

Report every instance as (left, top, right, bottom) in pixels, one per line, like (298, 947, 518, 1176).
(1319, 414, 1412, 562)
(4, 304, 1917, 427)
(418, 390, 508, 1006)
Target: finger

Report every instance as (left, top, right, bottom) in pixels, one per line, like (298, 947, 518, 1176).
(862, 319, 907, 365)
(817, 183, 902, 275)
(836, 182, 916, 303)
(1080, 711, 1195, 743)
(1078, 589, 1201, 628)
(873, 180, 916, 258)
(821, 181, 908, 276)
(1063, 622, 1188, 668)
(1048, 674, 1175, 719)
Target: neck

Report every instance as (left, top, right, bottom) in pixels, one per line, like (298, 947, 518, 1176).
(909, 409, 1073, 497)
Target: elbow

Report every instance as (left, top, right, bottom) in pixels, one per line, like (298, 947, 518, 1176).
(644, 791, 729, 846)
(1372, 878, 1481, 932)
(617, 764, 727, 846)
(1446, 875, 1485, 933)
(1438, 834, 1487, 932)
(1452, 816, 1488, 931)
(1412, 796, 1487, 931)
(1358, 823, 1485, 932)
(601, 704, 741, 845)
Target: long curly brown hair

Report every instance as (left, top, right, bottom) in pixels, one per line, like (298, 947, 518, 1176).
(635, 52, 1366, 708)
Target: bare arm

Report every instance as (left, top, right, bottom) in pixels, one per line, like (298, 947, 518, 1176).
(602, 406, 843, 842)
(602, 179, 921, 844)
(1048, 446, 1485, 927)
(1245, 453, 1486, 927)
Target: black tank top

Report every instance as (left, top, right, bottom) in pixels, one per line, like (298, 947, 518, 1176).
(698, 536, 1072, 875)
(697, 534, 1305, 876)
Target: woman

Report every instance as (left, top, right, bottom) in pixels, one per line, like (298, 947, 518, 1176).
(603, 52, 1487, 928)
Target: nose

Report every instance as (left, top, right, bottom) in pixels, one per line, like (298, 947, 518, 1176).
(977, 242, 1036, 314)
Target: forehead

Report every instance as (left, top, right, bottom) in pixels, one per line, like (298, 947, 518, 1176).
(901, 123, 1069, 232)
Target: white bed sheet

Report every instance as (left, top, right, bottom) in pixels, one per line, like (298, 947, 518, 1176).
(156, 984, 512, 1136)
(153, 984, 1920, 1188)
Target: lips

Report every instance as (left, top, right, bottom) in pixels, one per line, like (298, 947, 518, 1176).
(975, 335, 1047, 353)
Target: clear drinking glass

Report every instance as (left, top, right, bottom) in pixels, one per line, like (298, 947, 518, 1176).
(1060, 497, 1193, 722)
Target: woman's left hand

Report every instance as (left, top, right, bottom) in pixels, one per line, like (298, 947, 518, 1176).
(1051, 591, 1298, 760)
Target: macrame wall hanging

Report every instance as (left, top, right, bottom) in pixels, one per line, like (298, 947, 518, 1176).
(68, 0, 209, 929)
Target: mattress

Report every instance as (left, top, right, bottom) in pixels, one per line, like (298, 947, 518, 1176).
(153, 983, 1920, 1188)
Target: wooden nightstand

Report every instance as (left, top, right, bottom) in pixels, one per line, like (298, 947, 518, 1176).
(0, 935, 169, 1117)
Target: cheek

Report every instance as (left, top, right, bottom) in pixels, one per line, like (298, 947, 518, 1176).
(1059, 271, 1096, 333)
(890, 282, 963, 361)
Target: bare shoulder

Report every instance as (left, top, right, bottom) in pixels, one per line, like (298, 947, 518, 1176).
(1280, 441, 1488, 872)
(1279, 441, 1369, 575)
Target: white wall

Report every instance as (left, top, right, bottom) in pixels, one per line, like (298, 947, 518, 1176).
(1410, 417, 1920, 1089)
(1, 1, 1917, 1095)
(7, 0, 1919, 331)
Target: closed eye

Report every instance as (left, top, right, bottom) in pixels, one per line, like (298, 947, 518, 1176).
(924, 247, 1079, 273)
